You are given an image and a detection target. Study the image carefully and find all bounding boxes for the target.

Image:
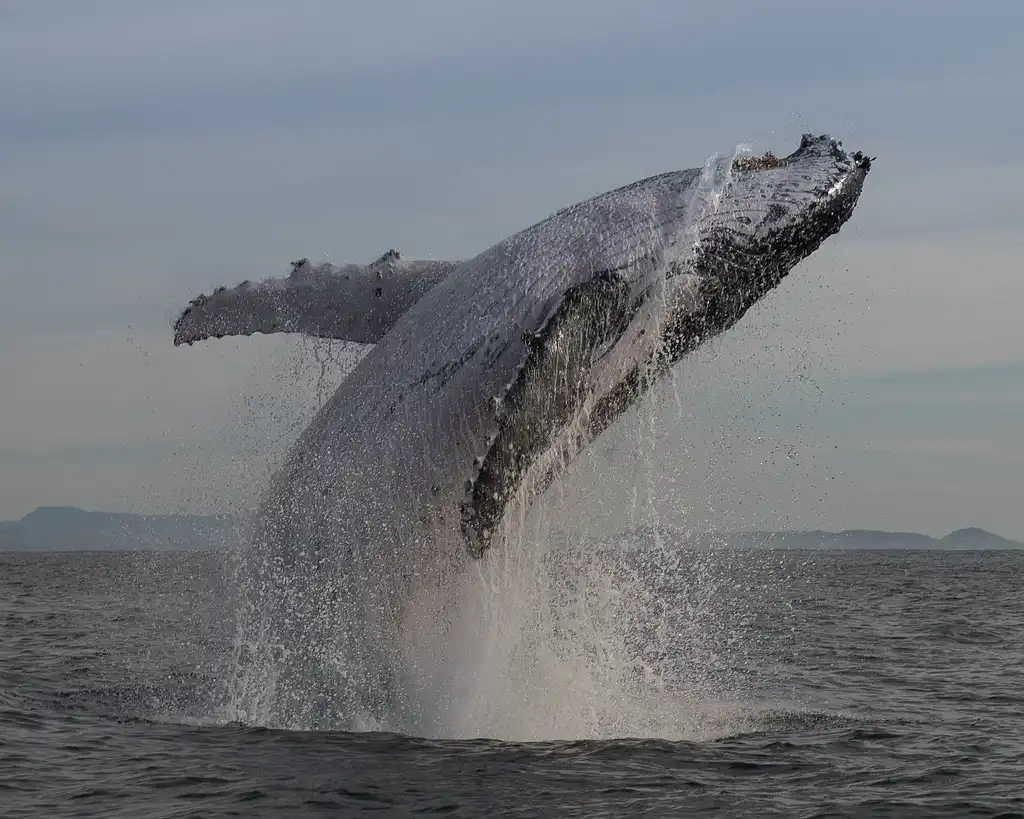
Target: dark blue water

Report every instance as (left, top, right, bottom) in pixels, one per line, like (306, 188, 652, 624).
(2, 548, 1022, 818)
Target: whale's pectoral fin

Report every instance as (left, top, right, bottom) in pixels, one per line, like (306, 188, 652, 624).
(461, 271, 640, 556)
(173, 251, 460, 346)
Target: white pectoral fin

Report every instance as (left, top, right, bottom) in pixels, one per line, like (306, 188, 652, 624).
(173, 252, 460, 346)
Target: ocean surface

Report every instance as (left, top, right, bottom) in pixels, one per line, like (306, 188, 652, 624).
(2, 546, 1022, 818)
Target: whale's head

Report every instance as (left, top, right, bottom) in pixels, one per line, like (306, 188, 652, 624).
(461, 134, 871, 556)
(659, 133, 871, 359)
(582, 134, 871, 437)
(707, 133, 870, 248)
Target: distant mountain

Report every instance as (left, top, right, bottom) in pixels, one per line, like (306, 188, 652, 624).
(775, 527, 1021, 550)
(606, 525, 1023, 551)
(939, 527, 1020, 549)
(0, 506, 243, 552)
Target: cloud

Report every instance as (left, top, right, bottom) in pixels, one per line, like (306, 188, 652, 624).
(3, 1, 1021, 145)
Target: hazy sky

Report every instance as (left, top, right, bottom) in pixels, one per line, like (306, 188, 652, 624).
(2, 1, 1022, 538)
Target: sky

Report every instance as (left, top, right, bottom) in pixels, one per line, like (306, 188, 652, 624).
(1, 1, 1022, 538)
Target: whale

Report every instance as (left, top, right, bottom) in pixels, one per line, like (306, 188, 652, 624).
(175, 134, 871, 730)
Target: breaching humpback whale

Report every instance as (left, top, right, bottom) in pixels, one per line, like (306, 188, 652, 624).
(175, 134, 871, 730)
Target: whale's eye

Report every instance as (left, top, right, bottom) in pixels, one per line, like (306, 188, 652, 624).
(733, 152, 783, 172)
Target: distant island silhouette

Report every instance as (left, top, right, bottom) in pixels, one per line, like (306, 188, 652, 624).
(0, 506, 242, 552)
(641, 525, 1023, 551)
(0, 506, 1020, 552)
